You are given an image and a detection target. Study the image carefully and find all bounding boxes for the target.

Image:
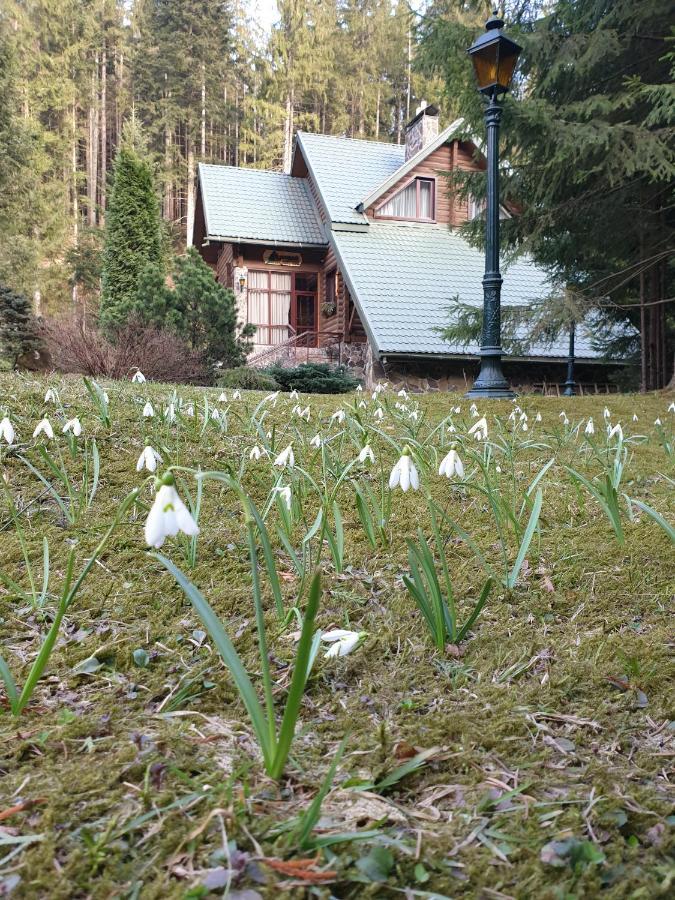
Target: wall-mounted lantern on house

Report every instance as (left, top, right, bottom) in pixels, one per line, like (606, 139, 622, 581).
(237, 273, 247, 293)
(465, 13, 522, 399)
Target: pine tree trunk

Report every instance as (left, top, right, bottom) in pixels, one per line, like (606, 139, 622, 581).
(186, 137, 195, 247)
(88, 53, 99, 226)
(375, 86, 380, 139)
(639, 234, 647, 392)
(100, 43, 107, 224)
(283, 87, 294, 173)
(201, 67, 206, 158)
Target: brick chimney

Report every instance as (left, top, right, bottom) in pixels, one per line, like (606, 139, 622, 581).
(405, 101, 439, 161)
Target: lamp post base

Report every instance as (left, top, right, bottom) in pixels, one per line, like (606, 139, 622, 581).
(562, 381, 576, 397)
(465, 352, 516, 399)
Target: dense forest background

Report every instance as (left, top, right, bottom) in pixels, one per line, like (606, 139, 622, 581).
(0, 0, 672, 387)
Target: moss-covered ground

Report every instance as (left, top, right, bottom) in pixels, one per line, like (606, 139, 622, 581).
(0, 373, 673, 899)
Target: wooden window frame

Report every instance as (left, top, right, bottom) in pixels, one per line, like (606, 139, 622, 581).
(248, 269, 319, 345)
(373, 176, 436, 223)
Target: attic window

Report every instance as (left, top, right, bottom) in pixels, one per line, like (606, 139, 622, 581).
(375, 177, 435, 221)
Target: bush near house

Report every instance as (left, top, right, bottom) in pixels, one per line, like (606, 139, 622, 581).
(266, 362, 360, 394)
(216, 365, 280, 392)
(40, 315, 207, 383)
(0, 283, 42, 370)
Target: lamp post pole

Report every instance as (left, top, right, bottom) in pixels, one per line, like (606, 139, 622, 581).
(466, 90, 515, 399)
(562, 321, 576, 396)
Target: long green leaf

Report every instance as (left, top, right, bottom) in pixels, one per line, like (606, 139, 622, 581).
(296, 733, 349, 848)
(456, 577, 493, 643)
(630, 498, 675, 543)
(154, 553, 272, 766)
(0, 653, 19, 714)
(507, 488, 543, 589)
(249, 501, 284, 618)
(355, 487, 377, 548)
(271, 569, 322, 779)
(374, 747, 440, 792)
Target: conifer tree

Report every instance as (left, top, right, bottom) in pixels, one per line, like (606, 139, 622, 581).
(99, 122, 164, 333)
(0, 284, 41, 369)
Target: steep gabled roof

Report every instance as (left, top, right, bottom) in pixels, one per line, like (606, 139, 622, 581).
(198, 163, 326, 247)
(356, 118, 465, 212)
(295, 132, 404, 227)
(329, 221, 605, 361)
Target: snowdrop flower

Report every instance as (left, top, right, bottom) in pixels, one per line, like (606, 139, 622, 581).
(136, 445, 162, 473)
(408, 410, 419, 422)
(668, 402, 675, 413)
(264, 391, 279, 405)
(371, 392, 378, 401)
(218, 391, 228, 402)
(309, 434, 322, 449)
(397, 388, 408, 399)
(143, 401, 154, 418)
(33, 418, 54, 440)
(358, 400, 366, 409)
(44, 388, 57, 403)
(448, 423, 456, 433)
(559, 411, 569, 426)
(249, 445, 263, 461)
(584, 418, 595, 435)
(470, 403, 479, 418)
(468, 417, 488, 441)
(375, 383, 385, 394)
(185, 405, 194, 417)
(165, 403, 176, 423)
(274, 444, 295, 468)
(374, 407, 384, 421)
(132, 370, 146, 384)
(535, 412, 542, 423)
(0, 417, 15, 445)
(232, 390, 241, 400)
(439, 448, 464, 479)
(144, 474, 199, 548)
(389, 448, 419, 492)
(632, 413, 639, 422)
(608, 423, 623, 440)
(62, 417, 82, 437)
(453, 406, 461, 415)
(211, 408, 221, 422)
(356, 384, 363, 392)
(654, 418, 662, 426)
(496, 464, 502, 474)
(358, 444, 375, 464)
(603, 407, 610, 419)
(289, 389, 299, 401)
(274, 484, 292, 510)
(322, 629, 366, 659)
(295, 405, 311, 421)
(331, 409, 345, 424)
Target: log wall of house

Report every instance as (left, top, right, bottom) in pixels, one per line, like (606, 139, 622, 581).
(365, 140, 484, 226)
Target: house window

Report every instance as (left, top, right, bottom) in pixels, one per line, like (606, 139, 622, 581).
(324, 268, 337, 317)
(248, 270, 292, 345)
(375, 177, 435, 221)
(467, 194, 510, 221)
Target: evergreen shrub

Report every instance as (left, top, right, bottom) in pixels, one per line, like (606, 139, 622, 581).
(217, 366, 280, 392)
(266, 362, 360, 394)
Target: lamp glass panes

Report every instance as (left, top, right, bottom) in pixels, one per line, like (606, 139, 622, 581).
(468, 17, 521, 95)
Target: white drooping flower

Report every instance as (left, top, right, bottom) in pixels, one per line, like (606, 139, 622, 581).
(559, 411, 569, 426)
(439, 448, 464, 479)
(374, 383, 385, 394)
(358, 444, 375, 464)
(632, 413, 639, 422)
(309, 434, 322, 449)
(608, 422, 623, 440)
(274, 444, 295, 468)
(289, 389, 299, 401)
(331, 409, 345, 424)
(136, 445, 162, 473)
(165, 403, 176, 424)
(453, 406, 461, 414)
(274, 484, 292, 510)
(397, 388, 408, 399)
(654, 418, 662, 426)
(143, 401, 154, 418)
(470, 403, 479, 418)
(668, 402, 675, 413)
(535, 412, 542, 423)
(185, 404, 194, 418)
(62, 417, 82, 437)
(218, 391, 228, 402)
(0, 417, 15, 445)
(249, 445, 262, 460)
(232, 390, 241, 400)
(584, 418, 595, 435)
(373, 407, 384, 421)
(358, 400, 367, 409)
(468, 417, 488, 441)
(603, 407, 611, 419)
(409, 410, 419, 422)
(356, 384, 363, 392)
(44, 388, 57, 403)
(33, 418, 54, 440)
(132, 370, 146, 383)
(389, 448, 419, 492)
(322, 629, 366, 659)
(144, 475, 199, 549)
(294, 405, 310, 421)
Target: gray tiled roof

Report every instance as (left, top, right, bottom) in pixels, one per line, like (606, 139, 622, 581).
(198, 163, 326, 246)
(296, 132, 405, 225)
(330, 221, 606, 360)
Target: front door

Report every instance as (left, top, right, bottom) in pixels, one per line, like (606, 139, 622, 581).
(292, 273, 318, 346)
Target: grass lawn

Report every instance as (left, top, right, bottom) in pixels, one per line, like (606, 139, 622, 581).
(0, 373, 673, 899)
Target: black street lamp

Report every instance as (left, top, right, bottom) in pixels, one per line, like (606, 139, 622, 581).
(466, 13, 522, 400)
